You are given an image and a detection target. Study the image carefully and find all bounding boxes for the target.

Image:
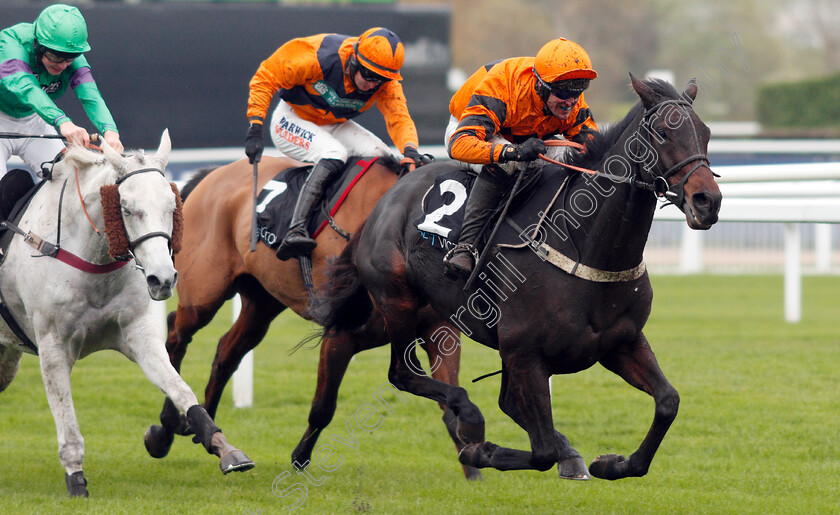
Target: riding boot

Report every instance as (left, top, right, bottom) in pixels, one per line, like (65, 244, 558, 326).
(276, 158, 345, 261)
(443, 165, 512, 278)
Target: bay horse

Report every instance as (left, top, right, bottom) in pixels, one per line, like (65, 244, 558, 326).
(0, 131, 253, 497)
(143, 154, 479, 479)
(316, 76, 722, 480)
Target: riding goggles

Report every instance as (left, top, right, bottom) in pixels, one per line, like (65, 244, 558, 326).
(358, 65, 389, 84)
(43, 50, 80, 64)
(535, 72, 591, 100)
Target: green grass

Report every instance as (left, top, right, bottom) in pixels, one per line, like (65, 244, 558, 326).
(0, 275, 838, 513)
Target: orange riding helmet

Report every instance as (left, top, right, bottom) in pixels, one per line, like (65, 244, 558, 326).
(533, 38, 597, 103)
(352, 27, 405, 81)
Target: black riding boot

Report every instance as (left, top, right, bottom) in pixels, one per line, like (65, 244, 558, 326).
(276, 158, 344, 260)
(443, 165, 511, 278)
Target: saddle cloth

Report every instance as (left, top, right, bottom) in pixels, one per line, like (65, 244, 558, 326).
(256, 156, 384, 249)
(413, 166, 571, 253)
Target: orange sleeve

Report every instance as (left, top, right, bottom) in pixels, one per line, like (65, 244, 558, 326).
(447, 62, 515, 164)
(374, 80, 419, 151)
(246, 36, 324, 123)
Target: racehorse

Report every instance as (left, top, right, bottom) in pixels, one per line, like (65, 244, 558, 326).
(142, 154, 479, 479)
(0, 131, 253, 497)
(315, 76, 722, 480)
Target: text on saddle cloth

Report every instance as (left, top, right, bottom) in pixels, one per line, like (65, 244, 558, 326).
(256, 157, 380, 249)
(414, 166, 572, 253)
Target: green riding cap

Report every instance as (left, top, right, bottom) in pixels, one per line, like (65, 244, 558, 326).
(34, 4, 91, 54)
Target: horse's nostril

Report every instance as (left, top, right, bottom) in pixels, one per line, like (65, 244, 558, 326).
(692, 192, 713, 213)
(147, 275, 161, 290)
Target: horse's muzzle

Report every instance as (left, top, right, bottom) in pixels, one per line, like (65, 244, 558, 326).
(147, 271, 178, 301)
(683, 189, 721, 230)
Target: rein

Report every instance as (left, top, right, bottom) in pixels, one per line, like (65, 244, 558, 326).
(536, 98, 711, 206)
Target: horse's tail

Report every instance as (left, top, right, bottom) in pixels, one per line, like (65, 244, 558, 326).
(310, 223, 373, 334)
(178, 167, 215, 202)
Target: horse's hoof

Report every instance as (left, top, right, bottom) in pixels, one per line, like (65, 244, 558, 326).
(144, 424, 174, 459)
(458, 442, 497, 468)
(589, 453, 629, 480)
(65, 471, 89, 497)
(220, 449, 255, 474)
(558, 456, 591, 480)
(464, 465, 483, 481)
(455, 408, 485, 444)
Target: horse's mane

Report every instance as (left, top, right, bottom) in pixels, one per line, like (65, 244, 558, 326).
(565, 78, 680, 170)
(180, 167, 214, 202)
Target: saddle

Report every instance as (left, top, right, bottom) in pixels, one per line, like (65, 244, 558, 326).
(256, 156, 387, 250)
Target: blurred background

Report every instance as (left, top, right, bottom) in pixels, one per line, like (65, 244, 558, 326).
(5, 0, 840, 282)
(6, 0, 840, 147)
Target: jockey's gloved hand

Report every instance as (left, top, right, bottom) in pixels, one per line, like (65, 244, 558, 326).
(500, 138, 547, 162)
(403, 146, 433, 169)
(245, 123, 264, 164)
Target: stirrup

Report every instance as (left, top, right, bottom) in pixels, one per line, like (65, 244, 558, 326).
(443, 243, 479, 277)
(276, 225, 316, 261)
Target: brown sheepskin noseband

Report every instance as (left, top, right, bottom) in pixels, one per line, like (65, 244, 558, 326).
(100, 182, 184, 261)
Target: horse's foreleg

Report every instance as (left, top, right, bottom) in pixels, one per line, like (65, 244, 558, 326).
(37, 340, 88, 497)
(417, 318, 482, 481)
(380, 303, 485, 447)
(122, 319, 255, 474)
(460, 359, 589, 477)
(590, 331, 679, 480)
(203, 292, 283, 418)
(292, 331, 356, 469)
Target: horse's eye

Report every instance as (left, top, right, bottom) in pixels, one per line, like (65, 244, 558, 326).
(656, 128, 668, 140)
(122, 207, 131, 216)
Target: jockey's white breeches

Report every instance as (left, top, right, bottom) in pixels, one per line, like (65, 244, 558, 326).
(0, 111, 65, 177)
(269, 100, 392, 164)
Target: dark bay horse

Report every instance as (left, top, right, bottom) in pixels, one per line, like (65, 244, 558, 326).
(316, 76, 722, 480)
(143, 154, 479, 479)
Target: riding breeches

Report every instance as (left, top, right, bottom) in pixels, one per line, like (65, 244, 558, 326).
(269, 100, 392, 163)
(0, 111, 64, 178)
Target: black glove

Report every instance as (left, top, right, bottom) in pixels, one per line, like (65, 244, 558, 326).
(500, 138, 547, 162)
(403, 146, 433, 169)
(245, 123, 264, 164)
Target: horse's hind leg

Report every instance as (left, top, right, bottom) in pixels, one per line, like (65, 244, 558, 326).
(589, 331, 679, 480)
(416, 316, 482, 481)
(202, 282, 284, 418)
(123, 316, 255, 474)
(292, 330, 357, 469)
(36, 339, 88, 496)
(0, 345, 22, 393)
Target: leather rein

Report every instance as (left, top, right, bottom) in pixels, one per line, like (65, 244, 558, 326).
(536, 98, 711, 209)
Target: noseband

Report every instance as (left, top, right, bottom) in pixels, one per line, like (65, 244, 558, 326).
(635, 99, 711, 208)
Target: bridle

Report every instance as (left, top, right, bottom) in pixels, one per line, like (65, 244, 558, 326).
(113, 167, 174, 261)
(538, 97, 712, 209)
(635, 99, 712, 208)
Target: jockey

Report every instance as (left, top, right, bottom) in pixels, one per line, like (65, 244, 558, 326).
(0, 4, 122, 178)
(442, 38, 599, 278)
(245, 27, 431, 260)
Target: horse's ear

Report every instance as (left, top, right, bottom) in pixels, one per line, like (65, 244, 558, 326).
(101, 138, 125, 171)
(155, 129, 171, 166)
(683, 78, 698, 103)
(630, 72, 656, 109)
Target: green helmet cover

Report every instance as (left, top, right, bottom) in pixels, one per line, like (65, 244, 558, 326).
(34, 4, 91, 54)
